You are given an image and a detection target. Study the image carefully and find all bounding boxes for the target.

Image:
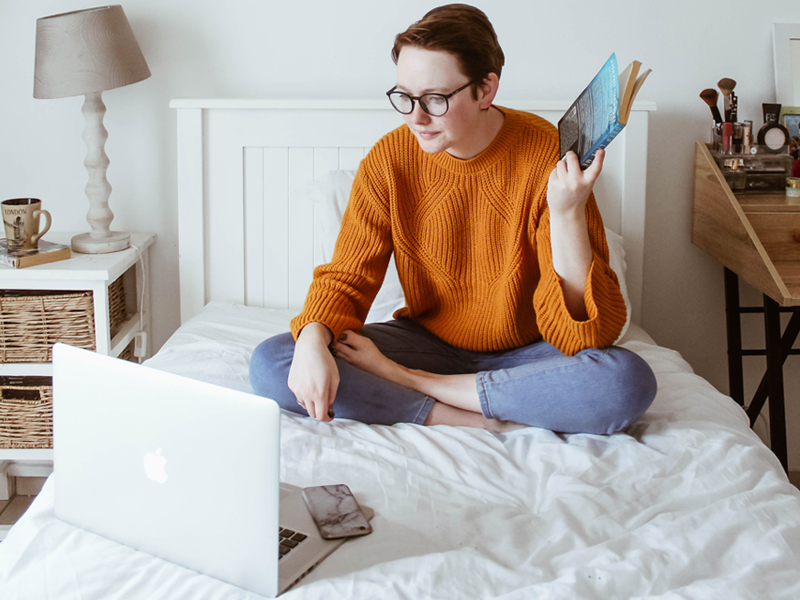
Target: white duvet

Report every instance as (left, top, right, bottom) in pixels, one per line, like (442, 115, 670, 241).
(2, 302, 799, 599)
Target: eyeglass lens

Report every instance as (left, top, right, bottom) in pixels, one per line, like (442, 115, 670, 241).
(389, 92, 449, 117)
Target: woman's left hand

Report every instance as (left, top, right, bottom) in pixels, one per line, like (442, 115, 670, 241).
(546, 149, 604, 216)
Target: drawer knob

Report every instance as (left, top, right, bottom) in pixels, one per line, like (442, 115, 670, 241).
(794, 232, 800, 244)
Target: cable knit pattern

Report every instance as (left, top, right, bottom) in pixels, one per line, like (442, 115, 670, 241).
(290, 107, 627, 356)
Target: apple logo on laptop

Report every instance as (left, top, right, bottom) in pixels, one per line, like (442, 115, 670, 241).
(143, 448, 168, 484)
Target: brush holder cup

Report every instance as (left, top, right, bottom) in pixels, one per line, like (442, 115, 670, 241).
(711, 122, 722, 151)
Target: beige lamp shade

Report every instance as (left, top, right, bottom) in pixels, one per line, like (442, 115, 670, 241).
(34, 5, 151, 99)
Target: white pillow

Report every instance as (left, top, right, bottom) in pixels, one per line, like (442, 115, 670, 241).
(604, 228, 631, 341)
(305, 170, 631, 340)
(305, 170, 404, 323)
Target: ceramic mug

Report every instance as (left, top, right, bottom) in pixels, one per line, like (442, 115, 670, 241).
(2, 198, 52, 252)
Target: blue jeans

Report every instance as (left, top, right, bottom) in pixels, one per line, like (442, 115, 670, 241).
(249, 319, 657, 434)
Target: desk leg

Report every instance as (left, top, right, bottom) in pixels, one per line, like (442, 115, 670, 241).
(724, 268, 745, 405)
(763, 295, 789, 472)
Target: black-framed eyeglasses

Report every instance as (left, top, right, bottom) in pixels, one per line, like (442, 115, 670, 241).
(386, 81, 473, 117)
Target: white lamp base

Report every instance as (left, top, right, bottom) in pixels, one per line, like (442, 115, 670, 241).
(75, 92, 130, 256)
(71, 231, 130, 254)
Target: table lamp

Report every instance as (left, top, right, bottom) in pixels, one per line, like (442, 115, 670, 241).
(34, 5, 151, 254)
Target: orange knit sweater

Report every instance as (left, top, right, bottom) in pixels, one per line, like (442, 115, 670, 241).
(290, 107, 627, 356)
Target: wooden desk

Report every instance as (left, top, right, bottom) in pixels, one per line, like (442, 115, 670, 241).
(692, 142, 800, 472)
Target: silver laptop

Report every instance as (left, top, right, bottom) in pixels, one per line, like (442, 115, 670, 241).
(52, 343, 371, 597)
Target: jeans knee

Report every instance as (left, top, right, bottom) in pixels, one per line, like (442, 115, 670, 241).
(611, 348, 657, 425)
(248, 333, 297, 410)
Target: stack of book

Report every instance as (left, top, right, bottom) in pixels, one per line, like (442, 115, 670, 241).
(0, 239, 71, 268)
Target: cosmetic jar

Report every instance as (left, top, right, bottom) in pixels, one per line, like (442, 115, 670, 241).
(787, 177, 800, 198)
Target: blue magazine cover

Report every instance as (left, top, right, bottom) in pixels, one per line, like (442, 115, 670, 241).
(558, 53, 623, 170)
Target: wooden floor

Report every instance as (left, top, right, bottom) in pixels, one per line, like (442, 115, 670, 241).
(0, 495, 36, 526)
(0, 476, 47, 541)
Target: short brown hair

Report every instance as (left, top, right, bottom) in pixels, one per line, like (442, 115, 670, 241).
(391, 4, 505, 97)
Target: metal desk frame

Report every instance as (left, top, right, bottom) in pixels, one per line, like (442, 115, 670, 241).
(724, 267, 800, 472)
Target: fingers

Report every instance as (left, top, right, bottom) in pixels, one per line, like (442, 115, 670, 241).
(550, 151, 580, 187)
(547, 149, 606, 215)
(308, 397, 334, 422)
(287, 337, 339, 423)
(584, 148, 605, 182)
(558, 149, 604, 177)
(556, 154, 569, 178)
(335, 330, 357, 347)
(549, 150, 605, 193)
(563, 150, 581, 173)
(297, 393, 335, 422)
(330, 330, 360, 358)
(330, 344, 349, 362)
(292, 329, 374, 422)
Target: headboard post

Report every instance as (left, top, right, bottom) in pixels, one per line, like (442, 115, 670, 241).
(175, 107, 206, 322)
(618, 110, 649, 324)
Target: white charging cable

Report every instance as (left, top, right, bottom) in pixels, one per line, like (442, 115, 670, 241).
(128, 242, 148, 359)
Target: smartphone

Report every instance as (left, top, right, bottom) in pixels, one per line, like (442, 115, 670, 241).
(301, 484, 373, 540)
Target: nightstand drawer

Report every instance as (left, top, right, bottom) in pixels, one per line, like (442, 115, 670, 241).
(0, 376, 52, 449)
(746, 212, 800, 262)
(0, 276, 128, 363)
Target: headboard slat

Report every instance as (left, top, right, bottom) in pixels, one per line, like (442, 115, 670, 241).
(287, 148, 315, 309)
(244, 147, 265, 307)
(262, 148, 291, 309)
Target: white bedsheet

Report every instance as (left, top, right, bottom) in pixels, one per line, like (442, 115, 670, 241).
(2, 302, 800, 599)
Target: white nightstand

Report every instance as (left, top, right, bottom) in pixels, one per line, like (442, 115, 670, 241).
(0, 232, 155, 537)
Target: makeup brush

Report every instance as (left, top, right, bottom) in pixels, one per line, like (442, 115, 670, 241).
(700, 88, 722, 124)
(718, 78, 737, 122)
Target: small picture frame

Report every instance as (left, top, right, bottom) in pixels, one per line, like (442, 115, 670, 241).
(773, 24, 800, 106)
(780, 106, 800, 140)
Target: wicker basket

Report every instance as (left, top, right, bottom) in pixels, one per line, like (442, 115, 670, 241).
(118, 339, 136, 362)
(0, 376, 52, 449)
(108, 276, 128, 338)
(0, 276, 128, 363)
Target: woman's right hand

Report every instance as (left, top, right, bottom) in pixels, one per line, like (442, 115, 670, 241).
(287, 323, 339, 422)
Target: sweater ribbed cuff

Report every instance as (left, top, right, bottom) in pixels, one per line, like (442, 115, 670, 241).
(534, 255, 626, 356)
(290, 297, 365, 342)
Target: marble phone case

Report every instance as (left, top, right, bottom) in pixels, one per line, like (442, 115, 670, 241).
(301, 484, 373, 539)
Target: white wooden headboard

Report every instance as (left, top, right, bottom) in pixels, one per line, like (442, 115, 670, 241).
(171, 99, 654, 325)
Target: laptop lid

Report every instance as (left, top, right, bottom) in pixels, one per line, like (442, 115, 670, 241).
(52, 343, 281, 598)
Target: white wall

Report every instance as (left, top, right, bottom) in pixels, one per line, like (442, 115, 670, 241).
(2, 0, 800, 465)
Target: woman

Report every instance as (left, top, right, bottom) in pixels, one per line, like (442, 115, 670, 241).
(250, 4, 656, 434)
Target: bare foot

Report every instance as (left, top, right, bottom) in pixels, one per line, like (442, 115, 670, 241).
(423, 401, 528, 433)
(333, 331, 529, 433)
(488, 419, 529, 433)
(330, 330, 403, 382)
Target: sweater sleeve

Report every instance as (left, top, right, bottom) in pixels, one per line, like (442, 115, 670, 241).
(290, 163, 393, 341)
(532, 193, 627, 356)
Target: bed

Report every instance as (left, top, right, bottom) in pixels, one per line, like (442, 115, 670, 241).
(2, 100, 800, 599)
